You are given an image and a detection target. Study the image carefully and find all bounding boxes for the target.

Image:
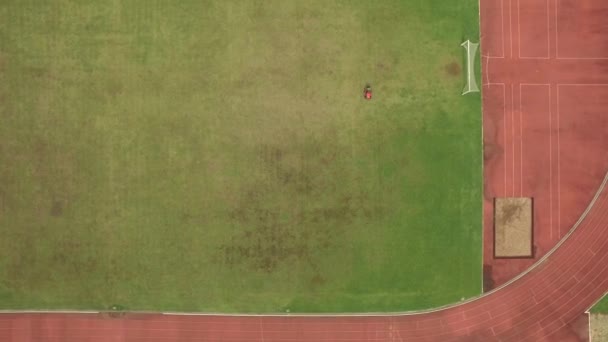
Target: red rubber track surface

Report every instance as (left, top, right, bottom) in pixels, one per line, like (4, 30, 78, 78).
(482, 0, 608, 291)
(2, 0, 608, 341)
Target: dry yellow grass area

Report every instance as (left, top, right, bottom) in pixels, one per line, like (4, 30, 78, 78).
(591, 314, 608, 342)
(494, 197, 533, 257)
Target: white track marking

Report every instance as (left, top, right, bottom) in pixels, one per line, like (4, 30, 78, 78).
(259, 317, 266, 342)
(486, 83, 509, 196)
(555, 0, 559, 57)
(554, 84, 608, 236)
(550, 0, 555, 58)
(516, 0, 521, 59)
(389, 317, 405, 342)
(503, 84, 508, 195)
(483, 83, 509, 198)
(549, 83, 553, 240)
(556, 84, 608, 86)
(557, 85, 561, 237)
(483, 54, 491, 85)
(478, 0, 485, 289)
(558, 57, 608, 60)
(547, 0, 551, 58)
(519, 84, 523, 196)
(547, 0, 551, 57)
(501, 0, 505, 57)
(554, 0, 608, 59)
(483, 0, 505, 58)
(518, 83, 552, 199)
(509, 0, 514, 58)
(517, 0, 551, 59)
(588, 312, 592, 342)
(511, 84, 516, 196)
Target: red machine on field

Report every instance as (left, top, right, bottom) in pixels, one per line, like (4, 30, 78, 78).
(364, 85, 372, 100)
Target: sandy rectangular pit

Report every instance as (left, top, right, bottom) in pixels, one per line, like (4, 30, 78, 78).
(591, 314, 608, 342)
(494, 197, 533, 258)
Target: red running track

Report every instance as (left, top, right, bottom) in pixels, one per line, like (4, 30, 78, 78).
(2, 0, 608, 341)
(481, 0, 608, 291)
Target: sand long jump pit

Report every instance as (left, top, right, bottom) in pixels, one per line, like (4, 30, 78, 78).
(494, 198, 534, 258)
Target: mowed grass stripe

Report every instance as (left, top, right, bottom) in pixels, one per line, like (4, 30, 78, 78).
(0, 0, 481, 312)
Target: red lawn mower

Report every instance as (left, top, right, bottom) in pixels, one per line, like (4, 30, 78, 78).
(363, 85, 372, 100)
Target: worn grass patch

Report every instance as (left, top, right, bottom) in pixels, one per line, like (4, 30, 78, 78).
(0, 0, 482, 312)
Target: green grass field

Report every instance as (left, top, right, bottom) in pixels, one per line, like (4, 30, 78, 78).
(0, 0, 482, 312)
(592, 295, 608, 313)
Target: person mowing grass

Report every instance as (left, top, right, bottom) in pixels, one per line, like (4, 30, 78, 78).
(364, 84, 372, 100)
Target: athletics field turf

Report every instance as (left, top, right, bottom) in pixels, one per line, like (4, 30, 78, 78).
(593, 295, 608, 313)
(0, 0, 481, 312)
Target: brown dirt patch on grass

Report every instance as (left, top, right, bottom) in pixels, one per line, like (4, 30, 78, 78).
(50, 200, 63, 217)
(216, 136, 386, 274)
(495, 197, 533, 257)
(444, 62, 461, 76)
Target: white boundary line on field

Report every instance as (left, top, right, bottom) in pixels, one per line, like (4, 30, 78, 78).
(481, 82, 507, 194)
(259, 316, 266, 342)
(511, 83, 515, 196)
(509, 0, 514, 58)
(549, 83, 553, 240)
(554, 0, 608, 60)
(500, 0, 505, 57)
(478, 0, 486, 296)
(519, 84, 523, 196)
(555, 84, 608, 235)
(502, 83, 507, 195)
(492, 0, 608, 60)
(482, 54, 490, 85)
(555, 0, 559, 59)
(556, 57, 608, 60)
(589, 311, 592, 342)
(557, 84, 561, 236)
(556, 84, 608, 86)
(520, 83, 552, 237)
(517, 0, 551, 59)
(482, 0, 506, 59)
